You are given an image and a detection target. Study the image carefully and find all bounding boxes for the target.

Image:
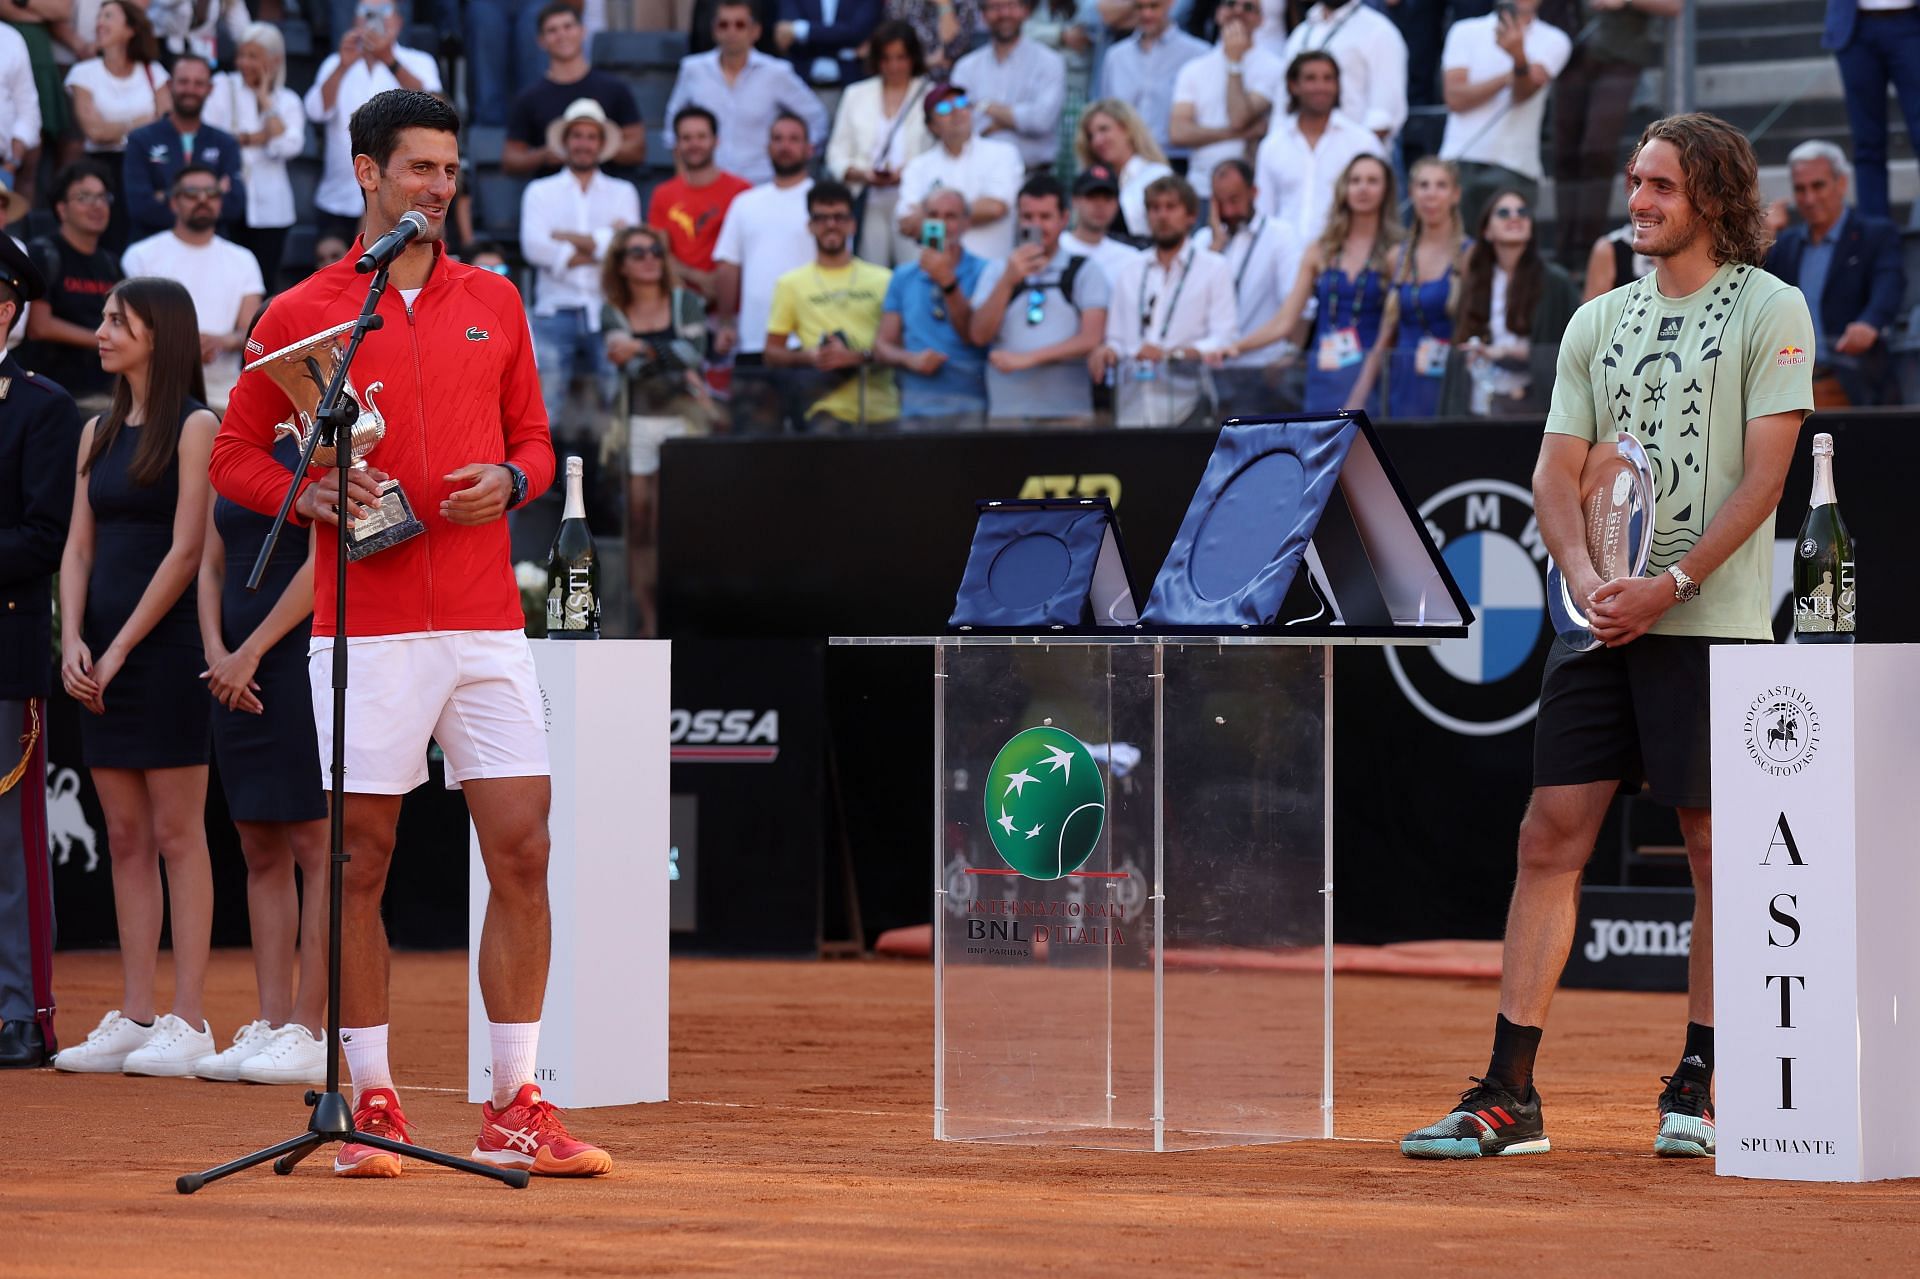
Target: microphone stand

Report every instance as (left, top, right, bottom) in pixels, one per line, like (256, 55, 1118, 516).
(176, 250, 528, 1193)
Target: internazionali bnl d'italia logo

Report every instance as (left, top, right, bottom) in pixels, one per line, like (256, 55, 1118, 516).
(982, 726, 1105, 879)
(1744, 685, 1819, 777)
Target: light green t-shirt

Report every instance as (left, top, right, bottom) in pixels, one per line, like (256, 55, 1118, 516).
(766, 259, 900, 425)
(1544, 261, 1814, 640)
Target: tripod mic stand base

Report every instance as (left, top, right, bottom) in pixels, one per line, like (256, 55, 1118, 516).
(175, 1089, 532, 1194)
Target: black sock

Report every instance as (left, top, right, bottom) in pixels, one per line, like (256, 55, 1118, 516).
(131, 1017, 153, 1028)
(1487, 1014, 1543, 1095)
(1677, 1022, 1713, 1080)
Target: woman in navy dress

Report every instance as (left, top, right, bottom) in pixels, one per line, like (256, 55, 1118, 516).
(1351, 157, 1468, 419)
(52, 277, 220, 1077)
(189, 434, 329, 1085)
(1223, 153, 1400, 414)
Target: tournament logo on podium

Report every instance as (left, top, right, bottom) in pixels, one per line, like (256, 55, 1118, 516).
(983, 727, 1106, 880)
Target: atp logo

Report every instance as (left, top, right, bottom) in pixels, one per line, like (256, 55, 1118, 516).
(983, 727, 1105, 879)
(1385, 479, 1553, 737)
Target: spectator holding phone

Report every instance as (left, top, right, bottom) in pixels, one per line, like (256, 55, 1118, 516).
(875, 186, 988, 428)
(826, 20, 935, 266)
(303, 1, 441, 244)
(764, 181, 899, 430)
(968, 174, 1111, 427)
(1437, 0, 1571, 232)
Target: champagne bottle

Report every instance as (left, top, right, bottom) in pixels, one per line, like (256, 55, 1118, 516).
(545, 456, 600, 639)
(1792, 432, 1855, 643)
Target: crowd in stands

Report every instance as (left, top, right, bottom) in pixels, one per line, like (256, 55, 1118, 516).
(5, 0, 1919, 622)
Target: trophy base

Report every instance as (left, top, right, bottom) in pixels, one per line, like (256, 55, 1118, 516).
(347, 479, 426, 561)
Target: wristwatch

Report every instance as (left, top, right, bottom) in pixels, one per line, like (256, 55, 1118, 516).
(1226, 61, 1243, 75)
(939, 278, 959, 295)
(1667, 564, 1699, 603)
(500, 462, 529, 509)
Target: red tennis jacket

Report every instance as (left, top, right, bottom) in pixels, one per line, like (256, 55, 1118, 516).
(210, 242, 554, 638)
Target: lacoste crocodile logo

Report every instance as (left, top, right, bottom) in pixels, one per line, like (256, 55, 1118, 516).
(467, 327, 490, 341)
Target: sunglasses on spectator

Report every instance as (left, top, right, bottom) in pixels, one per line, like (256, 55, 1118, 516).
(810, 211, 855, 225)
(623, 243, 667, 259)
(175, 186, 221, 201)
(714, 17, 752, 29)
(1492, 205, 1532, 220)
(933, 95, 972, 117)
(1026, 287, 1046, 326)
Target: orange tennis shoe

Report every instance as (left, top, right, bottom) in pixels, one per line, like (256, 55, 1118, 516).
(472, 1084, 613, 1176)
(334, 1087, 411, 1177)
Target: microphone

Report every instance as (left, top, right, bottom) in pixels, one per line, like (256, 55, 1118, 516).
(355, 211, 429, 274)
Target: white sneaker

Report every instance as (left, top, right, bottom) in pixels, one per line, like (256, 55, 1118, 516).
(237, 1023, 327, 1086)
(121, 1014, 216, 1078)
(189, 1019, 278, 1082)
(52, 1010, 156, 1073)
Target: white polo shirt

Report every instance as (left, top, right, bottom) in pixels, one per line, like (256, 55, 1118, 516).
(897, 136, 1026, 261)
(1438, 15, 1573, 181)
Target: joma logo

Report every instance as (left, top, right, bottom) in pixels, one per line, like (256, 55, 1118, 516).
(1583, 917, 1692, 961)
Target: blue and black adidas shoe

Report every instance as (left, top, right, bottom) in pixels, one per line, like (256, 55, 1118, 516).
(1401, 1077, 1550, 1159)
(1654, 1072, 1715, 1157)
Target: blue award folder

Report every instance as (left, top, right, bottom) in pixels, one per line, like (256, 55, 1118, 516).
(949, 498, 1140, 630)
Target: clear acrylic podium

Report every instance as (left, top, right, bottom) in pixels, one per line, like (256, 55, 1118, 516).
(834, 413, 1469, 1150)
(840, 632, 1420, 1152)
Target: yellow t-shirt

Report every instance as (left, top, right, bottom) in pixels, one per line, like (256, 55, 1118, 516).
(765, 259, 899, 424)
(1544, 261, 1814, 639)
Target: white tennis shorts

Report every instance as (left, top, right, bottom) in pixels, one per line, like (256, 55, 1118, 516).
(308, 629, 550, 794)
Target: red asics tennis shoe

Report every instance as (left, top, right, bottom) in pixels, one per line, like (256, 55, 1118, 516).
(334, 1087, 411, 1177)
(473, 1084, 613, 1176)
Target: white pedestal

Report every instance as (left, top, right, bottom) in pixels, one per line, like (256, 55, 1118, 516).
(467, 639, 671, 1109)
(1711, 643, 1920, 1181)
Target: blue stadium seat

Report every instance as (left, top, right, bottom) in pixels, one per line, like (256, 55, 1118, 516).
(467, 124, 507, 169)
(278, 19, 314, 60)
(593, 30, 688, 72)
(476, 171, 532, 240)
(403, 23, 440, 56)
(628, 71, 675, 136)
(279, 225, 317, 287)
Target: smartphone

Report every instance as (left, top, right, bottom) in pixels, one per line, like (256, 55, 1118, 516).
(1017, 223, 1042, 250)
(920, 219, 946, 253)
(1494, 0, 1517, 20)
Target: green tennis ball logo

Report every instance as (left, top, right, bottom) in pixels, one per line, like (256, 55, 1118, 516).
(984, 726, 1106, 880)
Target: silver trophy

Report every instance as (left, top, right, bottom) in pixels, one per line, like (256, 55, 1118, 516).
(245, 319, 426, 560)
(1545, 431, 1655, 652)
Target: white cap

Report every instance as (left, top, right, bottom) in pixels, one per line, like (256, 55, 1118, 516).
(1812, 432, 1834, 456)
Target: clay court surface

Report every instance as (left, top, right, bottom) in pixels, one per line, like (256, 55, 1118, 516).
(12, 951, 1920, 1276)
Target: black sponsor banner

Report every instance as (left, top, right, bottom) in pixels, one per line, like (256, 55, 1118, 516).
(661, 414, 1919, 944)
(1561, 886, 1695, 992)
(669, 637, 825, 955)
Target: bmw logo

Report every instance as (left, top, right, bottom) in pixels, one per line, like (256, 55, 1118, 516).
(1385, 479, 1553, 736)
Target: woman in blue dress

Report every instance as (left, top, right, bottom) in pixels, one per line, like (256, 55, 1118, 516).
(1351, 156, 1468, 419)
(1223, 152, 1400, 414)
(52, 277, 219, 1077)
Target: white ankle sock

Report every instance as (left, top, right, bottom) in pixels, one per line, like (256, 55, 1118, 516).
(340, 1024, 393, 1099)
(487, 1020, 541, 1108)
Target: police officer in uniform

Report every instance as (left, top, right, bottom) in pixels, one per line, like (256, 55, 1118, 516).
(0, 237, 81, 1068)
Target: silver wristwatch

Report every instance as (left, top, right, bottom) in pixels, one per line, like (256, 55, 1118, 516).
(1667, 564, 1699, 603)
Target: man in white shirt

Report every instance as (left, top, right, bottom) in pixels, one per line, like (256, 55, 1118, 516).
(1169, 0, 1284, 193)
(952, 0, 1068, 172)
(663, 0, 831, 185)
(1099, 0, 1210, 159)
(518, 99, 641, 431)
(120, 163, 263, 410)
(1253, 51, 1385, 244)
(1190, 157, 1303, 415)
(1090, 174, 1236, 427)
(1438, 0, 1572, 230)
(1062, 165, 1142, 286)
(712, 112, 818, 364)
(1278, 0, 1409, 143)
(303, 1, 442, 241)
(895, 85, 1026, 261)
(0, 23, 41, 212)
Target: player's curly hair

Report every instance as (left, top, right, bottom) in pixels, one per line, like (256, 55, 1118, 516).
(1628, 113, 1770, 267)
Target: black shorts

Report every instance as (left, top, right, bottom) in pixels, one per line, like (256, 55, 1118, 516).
(1532, 634, 1745, 809)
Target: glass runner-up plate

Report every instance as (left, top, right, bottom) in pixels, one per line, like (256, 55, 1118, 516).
(1546, 431, 1655, 653)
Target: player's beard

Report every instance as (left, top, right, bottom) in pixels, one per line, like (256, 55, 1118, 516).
(1633, 206, 1702, 259)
